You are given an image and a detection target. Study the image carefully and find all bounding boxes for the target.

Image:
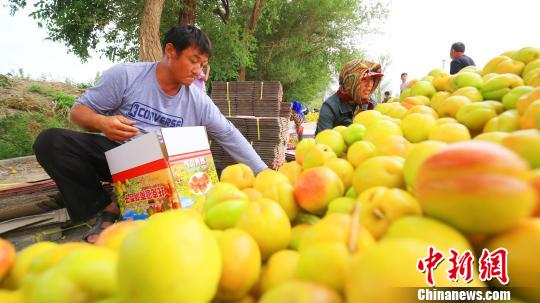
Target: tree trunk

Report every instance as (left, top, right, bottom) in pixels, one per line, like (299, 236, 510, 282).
(139, 0, 165, 62)
(238, 0, 263, 80)
(179, 0, 196, 25)
(238, 67, 247, 81)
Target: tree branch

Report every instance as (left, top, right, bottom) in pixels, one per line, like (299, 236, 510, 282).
(247, 0, 263, 32)
(212, 0, 229, 23)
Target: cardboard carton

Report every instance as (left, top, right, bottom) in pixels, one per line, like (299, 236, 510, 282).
(301, 122, 316, 139)
(105, 127, 218, 220)
(162, 127, 219, 212)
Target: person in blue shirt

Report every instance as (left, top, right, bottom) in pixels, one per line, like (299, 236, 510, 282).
(316, 60, 383, 134)
(450, 42, 475, 75)
(32, 25, 267, 243)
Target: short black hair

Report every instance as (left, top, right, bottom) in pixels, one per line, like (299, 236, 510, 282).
(162, 24, 212, 57)
(401, 73, 408, 77)
(384, 91, 390, 96)
(451, 42, 465, 52)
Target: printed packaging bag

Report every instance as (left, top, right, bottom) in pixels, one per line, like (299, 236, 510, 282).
(287, 121, 299, 150)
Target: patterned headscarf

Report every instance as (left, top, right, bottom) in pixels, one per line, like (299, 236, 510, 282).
(338, 60, 383, 103)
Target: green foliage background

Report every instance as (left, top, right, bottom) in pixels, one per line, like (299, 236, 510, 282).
(9, 0, 387, 109)
(0, 112, 72, 159)
(3, 1, 388, 159)
(0, 81, 77, 159)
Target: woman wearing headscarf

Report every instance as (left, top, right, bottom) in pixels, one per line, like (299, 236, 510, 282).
(316, 60, 383, 134)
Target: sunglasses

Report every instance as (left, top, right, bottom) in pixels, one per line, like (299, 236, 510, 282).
(362, 69, 384, 79)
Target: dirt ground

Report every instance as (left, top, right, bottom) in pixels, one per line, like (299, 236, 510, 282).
(0, 77, 85, 118)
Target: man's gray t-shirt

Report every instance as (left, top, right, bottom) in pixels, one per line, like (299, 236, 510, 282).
(75, 62, 268, 173)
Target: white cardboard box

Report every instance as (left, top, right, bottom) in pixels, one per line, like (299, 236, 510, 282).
(105, 127, 218, 220)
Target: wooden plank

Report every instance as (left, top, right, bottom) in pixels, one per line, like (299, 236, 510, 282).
(2, 220, 91, 251)
(0, 155, 50, 184)
(0, 208, 69, 234)
(0, 179, 57, 197)
(0, 189, 62, 221)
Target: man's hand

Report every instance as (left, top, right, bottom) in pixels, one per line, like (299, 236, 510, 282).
(97, 115, 139, 141)
(70, 104, 140, 141)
